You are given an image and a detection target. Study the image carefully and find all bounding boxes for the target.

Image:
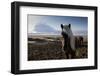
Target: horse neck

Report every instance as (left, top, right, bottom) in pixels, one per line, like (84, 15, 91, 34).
(63, 33, 74, 50)
(64, 37, 70, 46)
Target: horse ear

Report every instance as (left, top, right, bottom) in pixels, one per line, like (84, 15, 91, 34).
(69, 24, 71, 28)
(61, 24, 63, 29)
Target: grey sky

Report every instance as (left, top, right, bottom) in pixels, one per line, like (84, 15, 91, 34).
(28, 14, 88, 36)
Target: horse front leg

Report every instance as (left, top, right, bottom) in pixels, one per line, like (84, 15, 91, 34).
(65, 50, 76, 59)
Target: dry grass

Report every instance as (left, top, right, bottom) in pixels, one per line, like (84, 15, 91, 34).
(28, 36, 88, 61)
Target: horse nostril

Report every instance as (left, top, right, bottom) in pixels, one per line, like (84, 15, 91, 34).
(61, 32, 65, 36)
(61, 32, 68, 38)
(65, 34, 68, 38)
(66, 34, 68, 37)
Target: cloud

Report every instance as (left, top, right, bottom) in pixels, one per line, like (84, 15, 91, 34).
(34, 23, 60, 34)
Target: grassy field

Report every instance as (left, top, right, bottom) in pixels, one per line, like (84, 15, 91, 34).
(28, 35, 88, 61)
